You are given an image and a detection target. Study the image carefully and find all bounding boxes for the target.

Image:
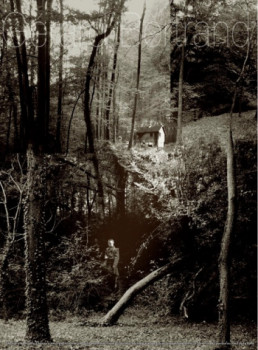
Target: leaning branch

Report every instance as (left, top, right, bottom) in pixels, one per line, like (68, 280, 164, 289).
(100, 255, 183, 326)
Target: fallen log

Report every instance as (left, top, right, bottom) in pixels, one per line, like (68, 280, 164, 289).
(99, 255, 183, 326)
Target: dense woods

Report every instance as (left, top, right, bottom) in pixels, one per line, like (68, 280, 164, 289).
(0, 0, 256, 348)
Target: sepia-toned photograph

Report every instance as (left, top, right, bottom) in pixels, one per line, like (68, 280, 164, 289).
(0, 0, 257, 349)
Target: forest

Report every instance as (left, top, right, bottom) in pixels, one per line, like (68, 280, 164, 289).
(0, 0, 257, 349)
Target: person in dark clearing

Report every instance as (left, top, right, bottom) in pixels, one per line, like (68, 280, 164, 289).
(104, 239, 119, 289)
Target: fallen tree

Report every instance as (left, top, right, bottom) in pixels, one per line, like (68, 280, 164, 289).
(99, 255, 183, 326)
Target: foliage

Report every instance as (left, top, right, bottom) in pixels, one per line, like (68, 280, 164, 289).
(118, 112, 256, 321)
(47, 222, 107, 315)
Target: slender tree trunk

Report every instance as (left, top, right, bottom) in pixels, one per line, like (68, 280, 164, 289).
(217, 128, 235, 348)
(86, 175, 92, 220)
(36, 0, 52, 148)
(36, 0, 47, 146)
(238, 85, 243, 118)
(5, 105, 12, 154)
(66, 89, 85, 155)
(216, 26, 253, 350)
(45, 0, 53, 139)
(115, 88, 121, 141)
(95, 61, 101, 140)
(128, 1, 146, 150)
(112, 69, 118, 143)
(96, 104, 100, 139)
(84, 2, 125, 214)
(56, 0, 64, 152)
(9, 0, 29, 149)
(0, 164, 24, 320)
(0, 238, 13, 321)
(102, 44, 109, 140)
(176, 43, 184, 144)
(105, 21, 121, 141)
(6, 70, 19, 149)
(0, 180, 13, 320)
(0, 18, 7, 67)
(169, 0, 174, 109)
(15, 0, 34, 127)
(24, 145, 51, 342)
(176, 0, 188, 144)
(13, 102, 19, 149)
(100, 256, 183, 325)
(115, 159, 126, 218)
(84, 39, 106, 215)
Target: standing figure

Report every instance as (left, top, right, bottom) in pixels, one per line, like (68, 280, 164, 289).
(104, 239, 119, 289)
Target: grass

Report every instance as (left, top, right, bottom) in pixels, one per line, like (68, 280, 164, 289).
(182, 110, 257, 149)
(0, 310, 256, 350)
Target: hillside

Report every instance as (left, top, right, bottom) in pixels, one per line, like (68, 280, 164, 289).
(182, 110, 257, 150)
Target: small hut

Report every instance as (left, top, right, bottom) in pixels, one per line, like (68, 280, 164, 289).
(136, 125, 165, 148)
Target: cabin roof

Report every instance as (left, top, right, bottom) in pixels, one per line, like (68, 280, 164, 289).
(136, 125, 164, 134)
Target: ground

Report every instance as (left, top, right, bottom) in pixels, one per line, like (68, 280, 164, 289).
(0, 310, 256, 350)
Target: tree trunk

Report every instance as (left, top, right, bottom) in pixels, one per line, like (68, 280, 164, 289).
(176, 42, 184, 144)
(176, 0, 189, 145)
(13, 102, 19, 150)
(128, 1, 146, 150)
(105, 20, 121, 141)
(100, 256, 182, 326)
(66, 89, 85, 154)
(0, 168, 23, 320)
(45, 0, 52, 138)
(115, 159, 126, 219)
(5, 104, 12, 154)
(169, 0, 177, 142)
(115, 88, 121, 141)
(0, 180, 13, 320)
(21, 0, 53, 341)
(15, 0, 34, 126)
(56, 0, 64, 152)
(10, 0, 31, 149)
(217, 127, 235, 348)
(84, 1, 125, 214)
(0, 238, 13, 321)
(24, 145, 51, 342)
(6, 70, 19, 150)
(216, 25, 253, 350)
(112, 70, 118, 143)
(36, 0, 51, 149)
(84, 40, 104, 210)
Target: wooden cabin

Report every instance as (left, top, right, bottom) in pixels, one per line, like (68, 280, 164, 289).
(136, 125, 165, 148)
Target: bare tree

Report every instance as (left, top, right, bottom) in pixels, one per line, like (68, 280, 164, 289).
(216, 23, 255, 350)
(128, 1, 146, 150)
(0, 159, 25, 320)
(83, 0, 126, 214)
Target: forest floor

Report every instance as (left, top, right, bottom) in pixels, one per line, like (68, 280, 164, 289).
(0, 309, 256, 350)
